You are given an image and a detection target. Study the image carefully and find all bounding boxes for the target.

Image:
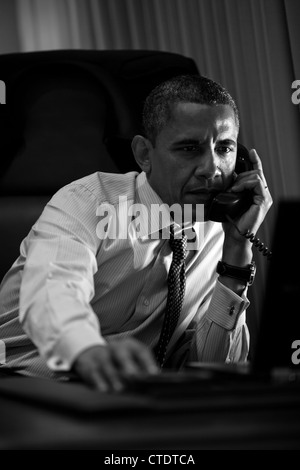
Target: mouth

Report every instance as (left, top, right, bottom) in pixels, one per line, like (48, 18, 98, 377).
(185, 189, 219, 201)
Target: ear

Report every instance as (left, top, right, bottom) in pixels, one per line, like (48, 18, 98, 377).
(131, 135, 153, 174)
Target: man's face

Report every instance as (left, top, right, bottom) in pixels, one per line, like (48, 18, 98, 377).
(146, 102, 239, 221)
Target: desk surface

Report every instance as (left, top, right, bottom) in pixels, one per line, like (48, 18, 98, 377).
(1, 368, 300, 450)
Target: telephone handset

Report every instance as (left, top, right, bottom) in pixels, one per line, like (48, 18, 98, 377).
(208, 143, 253, 223)
(208, 143, 272, 260)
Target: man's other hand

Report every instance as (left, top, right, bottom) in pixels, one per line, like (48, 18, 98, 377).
(72, 338, 159, 392)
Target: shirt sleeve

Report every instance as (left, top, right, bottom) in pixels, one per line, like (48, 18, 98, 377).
(191, 280, 250, 363)
(168, 280, 250, 368)
(19, 183, 106, 372)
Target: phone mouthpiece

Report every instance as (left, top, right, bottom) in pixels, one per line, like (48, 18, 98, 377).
(208, 191, 253, 223)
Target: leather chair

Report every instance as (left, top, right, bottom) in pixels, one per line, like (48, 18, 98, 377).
(0, 50, 199, 281)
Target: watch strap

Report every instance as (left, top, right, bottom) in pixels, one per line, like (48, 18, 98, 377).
(217, 260, 256, 286)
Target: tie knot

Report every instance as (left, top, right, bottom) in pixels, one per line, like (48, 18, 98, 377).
(169, 225, 187, 261)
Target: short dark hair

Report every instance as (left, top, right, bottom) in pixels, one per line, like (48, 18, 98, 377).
(143, 74, 239, 145)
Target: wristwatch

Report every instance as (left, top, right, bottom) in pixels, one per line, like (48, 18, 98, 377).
(216, 260, 256, 286)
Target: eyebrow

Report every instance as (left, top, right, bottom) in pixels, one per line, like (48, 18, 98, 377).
(170, 138, 237, 147)
(217, 139, 237, 147)
(170, 138, 200, 147)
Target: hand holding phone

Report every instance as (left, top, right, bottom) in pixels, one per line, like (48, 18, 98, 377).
(207, 143, 253, 222)
(209, 145, 273, 260)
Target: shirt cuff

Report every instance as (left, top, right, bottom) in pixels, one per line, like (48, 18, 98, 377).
(46, 323, 107, 371)
(206, 280, 249, 331)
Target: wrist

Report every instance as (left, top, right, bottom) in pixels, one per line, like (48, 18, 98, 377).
(222, 238, 253, 267)
(217, 260, 256, 293)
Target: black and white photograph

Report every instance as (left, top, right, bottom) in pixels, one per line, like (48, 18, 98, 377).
(0, 0, 299, 451)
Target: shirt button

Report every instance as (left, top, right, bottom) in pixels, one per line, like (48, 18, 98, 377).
(143, 298, 149, 306)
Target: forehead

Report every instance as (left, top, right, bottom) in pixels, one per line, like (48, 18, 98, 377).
(164, 102, 238, 138)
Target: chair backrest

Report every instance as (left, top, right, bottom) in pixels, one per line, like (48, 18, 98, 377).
(0, 49, 199, 280)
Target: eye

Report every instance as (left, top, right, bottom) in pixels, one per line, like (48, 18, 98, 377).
(182, 145, 199, 152)
(216, 146, 234, 155)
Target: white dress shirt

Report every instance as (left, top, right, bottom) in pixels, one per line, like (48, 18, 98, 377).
(0, 171, 249, 378)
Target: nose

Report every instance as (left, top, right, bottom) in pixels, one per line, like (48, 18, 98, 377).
(194, 147, 221, 180)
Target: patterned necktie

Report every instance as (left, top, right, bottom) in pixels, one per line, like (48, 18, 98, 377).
(155, 224, 187, 368)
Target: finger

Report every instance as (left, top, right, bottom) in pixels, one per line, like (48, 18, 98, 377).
(73, 346, 124, 392)
(249, 148, 269, 186)
(231, 176, 266, 196)
(232, 173, 260, 188)
(248, 148, 263, 172)
(113, 340, 159, 375)
(81, 368, 110, 393)
(130, 341, 159, 374)
(232, 169, 268, 190)
(112, 346, 142, 375)
(76, 362, 118, 392)
(100, 361, 124, 392)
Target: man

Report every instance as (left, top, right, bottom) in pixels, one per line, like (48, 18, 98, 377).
(0, 75, 272, 391)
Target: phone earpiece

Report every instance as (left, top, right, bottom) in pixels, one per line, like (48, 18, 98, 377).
(208, 142, 253, 222)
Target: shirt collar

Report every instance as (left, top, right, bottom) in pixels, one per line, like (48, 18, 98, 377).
(135, 172, 205, 250)
(135, 172, 171, 240)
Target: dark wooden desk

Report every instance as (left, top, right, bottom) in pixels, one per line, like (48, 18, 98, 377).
(1, 369, 300, 450)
